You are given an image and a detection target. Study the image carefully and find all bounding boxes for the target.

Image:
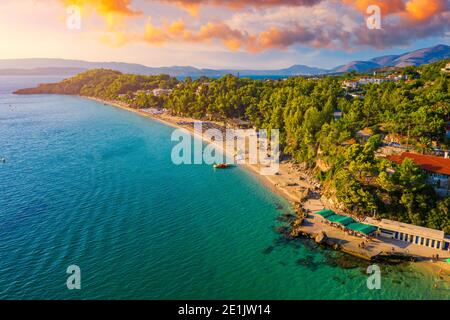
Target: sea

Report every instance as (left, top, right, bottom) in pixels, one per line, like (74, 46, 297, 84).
(0, 76, 448, 299)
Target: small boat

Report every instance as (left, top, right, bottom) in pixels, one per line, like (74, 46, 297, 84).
(213, 163, 229, 169)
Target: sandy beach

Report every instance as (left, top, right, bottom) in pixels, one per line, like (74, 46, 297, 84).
(84, 96, 450, 277)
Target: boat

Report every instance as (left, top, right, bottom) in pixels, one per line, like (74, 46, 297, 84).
(213, 163, 229, 169)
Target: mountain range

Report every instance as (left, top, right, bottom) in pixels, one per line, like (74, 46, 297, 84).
(1, 44, 449, 77)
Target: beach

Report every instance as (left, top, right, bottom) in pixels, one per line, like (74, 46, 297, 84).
(84, 96, 450, 277)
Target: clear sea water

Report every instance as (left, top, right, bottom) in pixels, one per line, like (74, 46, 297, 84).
(0, 76, 448, 300)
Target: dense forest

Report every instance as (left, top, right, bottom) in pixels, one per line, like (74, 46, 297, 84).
(15, 60, 450, 232)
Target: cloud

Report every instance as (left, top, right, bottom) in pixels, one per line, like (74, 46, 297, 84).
(342, 0, 406, 15)
(348, 0, 450, 48)
(70, 0, 450, 52)
(354, 9, 450, 48)
(404, 0, 447, 21)
(139, 13, 351, 52)
(142, 19, 248, 50)
(62, 0, 141, 28)
(343, 0, 449, 21)
(158, 0, 323, 14)
(62, 0, 140, 15)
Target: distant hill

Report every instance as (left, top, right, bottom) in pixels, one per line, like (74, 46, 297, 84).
(331, 44, 450, 73)
(332, 61, 380, 74)
(1, 44, 449, 77)
(0, 59, 326, 77)
(0, 67, 85, 76)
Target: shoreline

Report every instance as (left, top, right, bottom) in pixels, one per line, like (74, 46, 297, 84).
(83, 96, 450, 278)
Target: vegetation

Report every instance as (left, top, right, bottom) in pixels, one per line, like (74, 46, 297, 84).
(15, 61, 450, 232)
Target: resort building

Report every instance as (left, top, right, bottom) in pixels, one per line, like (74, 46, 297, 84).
(387, 152, 450, 196)
(365, 218, 450, 252)
(152, 88, 173, 97)
(357, 77, 387, 85)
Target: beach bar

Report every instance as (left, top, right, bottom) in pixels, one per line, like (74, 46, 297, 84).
(326, 214, 355, 226)
(346, 222, 378, 236)
(316, 209, 335, 218)
(315, 210, 379, 237)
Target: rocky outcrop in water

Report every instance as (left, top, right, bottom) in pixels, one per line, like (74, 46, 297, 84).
(315, 231, 328, 244)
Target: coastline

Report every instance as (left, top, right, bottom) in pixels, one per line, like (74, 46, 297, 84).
(82, 96, 308, 205)
(82, 96, 450, 278)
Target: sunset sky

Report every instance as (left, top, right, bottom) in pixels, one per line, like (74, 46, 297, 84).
(1, 0, 449, 69)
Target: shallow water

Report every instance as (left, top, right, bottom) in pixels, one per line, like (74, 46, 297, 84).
(0, 76, 448, 299)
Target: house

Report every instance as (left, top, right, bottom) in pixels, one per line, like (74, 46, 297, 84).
(342, 80, 358, 89)
(355, 127, 374, 141)
(387, 152, 450, 196)
(333, 110, 343, 120)
(441, 63, 450, 73)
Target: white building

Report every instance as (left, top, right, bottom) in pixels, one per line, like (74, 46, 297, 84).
(152, 88, 173, 97)
(365, 218, 450, 252)
(342, 80, 358, 89)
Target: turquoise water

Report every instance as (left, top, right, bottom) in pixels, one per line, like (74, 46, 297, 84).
(0, 76, 448, 299)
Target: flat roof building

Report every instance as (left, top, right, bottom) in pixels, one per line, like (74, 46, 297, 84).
(365, 217, 450, 251)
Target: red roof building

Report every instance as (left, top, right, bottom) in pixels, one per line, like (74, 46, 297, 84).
(387, 152, 450, 176)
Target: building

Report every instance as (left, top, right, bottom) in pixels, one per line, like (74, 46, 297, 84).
(441, 63, 450, 73)
(152, 88, 173, 97)
(386, 74, 407, 82)
(387, 152, 450, 196)
(195, 83, 210, 95)
(355, 127, 374, 141)
(333, 110, 343, 120)
(342, 80, 358, 89)
(365, 218, 450, 252)
(228, 118, 251, 129)
(357, 77, 387, 85)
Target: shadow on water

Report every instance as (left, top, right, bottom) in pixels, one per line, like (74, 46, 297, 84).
(262, 246, 275, 255)
(274, 202, 284, 211)
(296, 255, 319, 272)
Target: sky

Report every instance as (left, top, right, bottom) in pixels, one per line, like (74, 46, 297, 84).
(0, 0, 449, 69)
